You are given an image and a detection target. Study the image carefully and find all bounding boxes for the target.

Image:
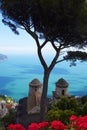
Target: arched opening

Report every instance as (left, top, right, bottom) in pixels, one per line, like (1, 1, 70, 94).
(62, 90, 64, 95)
(1, 104, 4, 109)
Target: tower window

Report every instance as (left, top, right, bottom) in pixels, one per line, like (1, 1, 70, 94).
(62, 90, 64, 95)
(1, 104, 4, 109)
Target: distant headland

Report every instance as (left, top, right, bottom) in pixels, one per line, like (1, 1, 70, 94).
(0, 54, 7, 61)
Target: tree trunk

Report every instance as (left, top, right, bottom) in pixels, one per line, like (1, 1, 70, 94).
(40, 70, 50, 121)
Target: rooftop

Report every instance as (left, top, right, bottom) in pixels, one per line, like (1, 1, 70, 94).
(56, 78, 69, 87)
(29, 78, 42, 87)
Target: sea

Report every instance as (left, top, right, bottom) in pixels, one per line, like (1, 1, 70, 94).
(0, 54, 87, 102)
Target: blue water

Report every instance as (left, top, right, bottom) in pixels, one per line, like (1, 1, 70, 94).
(0, 54, 87, 101)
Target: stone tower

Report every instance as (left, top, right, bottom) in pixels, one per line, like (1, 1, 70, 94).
(53, 78, 69, 99)
(27, 78, 42, 114)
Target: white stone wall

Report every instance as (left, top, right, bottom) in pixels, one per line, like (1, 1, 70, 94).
(0, 100, 8, 118)
(56, 87, 68, 96)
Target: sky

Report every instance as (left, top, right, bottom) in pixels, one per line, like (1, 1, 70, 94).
(0, 13, 39, 55)
(0, 13, 55, 57)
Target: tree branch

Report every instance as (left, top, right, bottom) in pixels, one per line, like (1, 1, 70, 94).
(51, 40, 58, 51)
(56, 58, 66, 64)
(47, 41, 61, 71)
(37, 40, 48, 70)
(22, 23, 38, 41)
(40, 40, 48, 49)
(22, 22, 48, 70)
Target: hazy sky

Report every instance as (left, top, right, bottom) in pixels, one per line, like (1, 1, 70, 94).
(0, 13, 55, 57)
(0, 13, 38, 55)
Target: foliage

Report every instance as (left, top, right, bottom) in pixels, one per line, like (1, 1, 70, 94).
(1, 0, 87, 44)
(81, 95, 87, 104)
(0, 120, 5, 130)
(65, 51, 87, 61)
(69, 97, 79, 112)
(0, 95, 15, 104)
(46, 108, 75, 125)
(64, 51, 87, 66)
(1, 109, 16, 127)
(53, 97, 79, 112)
(54, 97, 69, 110)
(59, 110, 75, 125)
(46, 96, 87, 123)
(46, 109, 61, 122)
(82, 102, 87, 115)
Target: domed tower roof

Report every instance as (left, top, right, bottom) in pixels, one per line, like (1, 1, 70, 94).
(56, 78, 69, 88)
(29, 78, 42, 87)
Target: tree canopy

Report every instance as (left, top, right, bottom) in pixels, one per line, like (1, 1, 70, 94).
(1, 0, 87, 63)
(1, 0, 87, 46)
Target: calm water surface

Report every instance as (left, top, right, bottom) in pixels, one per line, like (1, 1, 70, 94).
(0, 54, 87, 101)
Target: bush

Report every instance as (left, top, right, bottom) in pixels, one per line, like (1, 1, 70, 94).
(81, 95, 87, 104)
(0, 119, 5, 130)
(46, 109, 61, 122)
(54, 97, 79, 111)
(54, 97, 69, 110)
(82, 102, 87, 115)
(69, 97, 79, 111)
(1, 109, 16, 127)
(58, 109, 75, 125)
(46, 108, 75, 125)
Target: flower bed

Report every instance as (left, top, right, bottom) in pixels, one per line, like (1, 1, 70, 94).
(7, 115, 87, 130)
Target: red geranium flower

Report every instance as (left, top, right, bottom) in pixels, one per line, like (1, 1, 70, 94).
(80, 122, 87, 129)
(28, 123, 39, 130)
(7, 124, 25, 130)
(70, 115, 78, 121)
(70, 115, 87, 130)
(51, 120, 68, 130)
(14, 124, 25, 130)
(38, 121, 49, 129)
(76, 116, 87, 126)
(7, 124, 15, 130)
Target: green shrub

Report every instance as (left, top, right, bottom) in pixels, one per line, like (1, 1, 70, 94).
(1, 109, 16, 127)
(69, 97, 79, 112)
(81, 95, 87, 104)
(46, 109, 61, 122)
(0, 120, 5, 130)
(46, 108, 75, 125)
(55, 97, 69, 110)
(59, 109, 75, 125)
(82, 102, 87, 115)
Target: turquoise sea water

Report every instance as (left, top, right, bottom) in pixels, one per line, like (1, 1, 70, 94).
(0, 54, 87, 101)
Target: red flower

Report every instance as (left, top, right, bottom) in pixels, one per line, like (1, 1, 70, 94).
(80, 122, 87, 129)
(51, 120, 68, 130)
(76, 116, 87, 126)
(70, 115, 78, 121)
(28, 123, 39, 130)
(70, 115, 87, 130)
(7, 124, 15, 130)
(7, 124, 25, 130)
(38, 121, 49, 129)
(14, 124, 25, 130)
